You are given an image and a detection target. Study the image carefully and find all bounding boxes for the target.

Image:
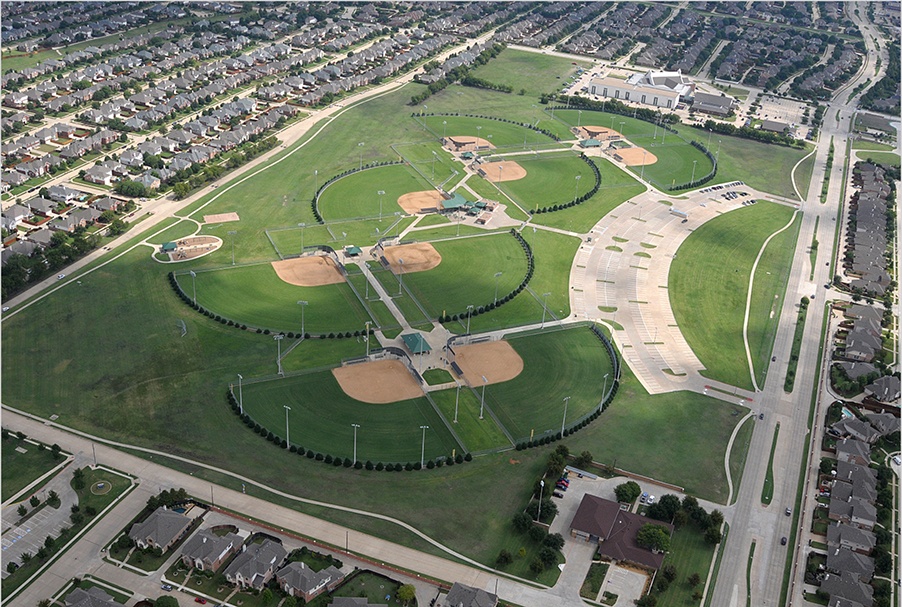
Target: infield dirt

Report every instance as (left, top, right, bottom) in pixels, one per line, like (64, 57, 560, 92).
(332, 359, 423, 403)
(453, 340, 524, 385)
(382, 242, 442, 273)
(271, 255, 346, 287)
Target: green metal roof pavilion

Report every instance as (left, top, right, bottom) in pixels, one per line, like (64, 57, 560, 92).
(401, 333, 431, 354)
(441, 192, 471, 210)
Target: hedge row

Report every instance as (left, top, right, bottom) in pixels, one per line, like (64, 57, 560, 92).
(438, 229, 533, 326)
(668, 140, 717, 191)
(226, 390, 472, 471)
(167, 271, 373, 340)
(530, 153, 601, 214)
(311, 160, 405, 224)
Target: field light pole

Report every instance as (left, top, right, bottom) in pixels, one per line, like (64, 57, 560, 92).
(466, 304, 474, 334)
(442, 120, 447, 139)
(640, 150, 648, 181)
(690, 159, 698, 184)
(431, 150, 438, 180)
(298, 223, 305, 254)
(297, 300, 308, 336)
(561, 396, 570, 435)
(398, 258, 404, 295)
(619, 121, 625, 137)
(237, 373, 243, 415)
(357, 141, 364, 170)
(541, 292, 551, 328)
(479, 375, 487, 419)
(283, 405, 291, 447)
(419, 425, 429, 469)
(274, 334, 284, 376)
(314, 169, 318, 194)
(716, 138, 722, 162)
(577, 109, 582, 128)
(600, 373, 609, 412)
(377, 190, 385, 221)
(189, 270, 197, 304)
(454, 380, 461, 423)
(498, 165, 503, 184)
(537, 480, 544, 521)
(228, 230, 236, 265)
(574, 175, 581, 201)
(364, 321, 371, 357)
(351, 423, 360, 464)
(493, 271, 503, 304)
(476, 125, 481, 141)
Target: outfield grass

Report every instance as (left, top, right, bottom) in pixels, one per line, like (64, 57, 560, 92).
(266, 217, 417, 258)
(651, 524, 717, 607)
(430, 386, 511, 452)
(482, 328, 612, 442)
(419, 115, 562, 150)
(317, 164, 432, 221)
(399, 233, 528, 318)
(468, 48, 590, 97)
(2, 437, 64, 501)
(669, 202, 798, 390)
(394, 141, 463, 187)
(495, 153, 592, 209)
(176, 264, 372, 334)
(241, 371, 459, 463)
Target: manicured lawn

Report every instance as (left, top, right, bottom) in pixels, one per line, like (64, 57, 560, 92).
(1, 437, 65, 501)
(266, 217, 417, 257)
(468, 48, 591, 97)
(794, 153, 816, 199)
(728, 416, 754, 505)
(651, 525, 717, 607)
(395, 141, 463, 187)
(418, 114, 563, 150)
(484, 327, 613, 442)
(241, 370, 460, 463)
(175, 264, 372, 334)
(851, 140, 896, 151)
(430, 385, 511, 452)
(497, 153, 593, 209)
(147, 220, 199, 245)
(317, 164, 432, 221)
(669, 202, 798, 390)
(854, 150, 900, 167)
(422, 368, 453, 385)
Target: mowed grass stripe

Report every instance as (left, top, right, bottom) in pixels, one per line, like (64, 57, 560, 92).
(482, 328, 612, 441)
(241, 371, 459, 462)
(669, 202, 797, 390)
(178, 264, 371, 334)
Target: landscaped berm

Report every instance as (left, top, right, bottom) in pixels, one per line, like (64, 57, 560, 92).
(271, 255, 345, 287)
(381, 243, 442, 273)
(397, 190, 446, 214)
(453, 340, 524, 385)
(332, 359, 424, 403)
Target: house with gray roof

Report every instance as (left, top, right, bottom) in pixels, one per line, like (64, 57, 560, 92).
(224, 538, 286, 590)
(864, 376, 900, 403)
(180, 528, 241, 572)
(829, 598, 867, 607)
(65, 586, 117, 607)
(442, 582, 499, 607)
(128, 507, 193, 551)
(2, 204, 31, 230)
(865, 412, 900, 437)
(830, 418, 881, 444)
(827, 523, 876, 554)
(834, 438, 870, 467)
(26, 229, 55, 247)
(826, 546, 874, 582)
(275, 560, 344, 601)
(819, 571, 873, 606)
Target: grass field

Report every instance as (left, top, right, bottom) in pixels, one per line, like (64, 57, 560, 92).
(419, 114, 562, 150)
(652, 525, 717, 607)
(241, 370, 459, 463)
(553, 109, 714, 190)
(468, 48, 591, 97)
(669, 202, 798, 390)
(176, 264, 372, 335)
(430, 386, 511, 452)
(481, 327, 613, 442)
(267, 216, 416, 257)
(394, 141, 463, 188)
(2, 437, 64, 501)
(399, 233, 527, 318)
(851, 140, 896, 151)
(855, 150, 900, 167)
(794, 153, 816, 199)
(495, 153, 592, 209)
(317, 164, 432, 221)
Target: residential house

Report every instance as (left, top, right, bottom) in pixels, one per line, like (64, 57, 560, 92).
(71, 208, 101, 226)
(224, 538, 287, 590)
(49, 215, 79, 233)
(120, 149, 144, 167)
(819, 571, 873, 606)
(26, 229, 55, 247)
(864, 376, 900, 403)
(180, 528, 242, 572)
(83, 165, 114, 186)
(275, 561, 344, 601)
(826, 523, 875, 554)
(830, 418, 881, 444)
(92, 197, 124, 212)
(442, 582, 499, 607)
(2, 170, 28, 189)
(65, 586, 117, 607)
(826, 546, 874, 582)
(865, 412, 900, 437)
(128, 507, 193, 551)
(47, 185, 82, 203)
(834, 438, 871, 466)
(26, 197, 57, 216)
(2, 204, 31, 230)
(136, 172, 161, 190)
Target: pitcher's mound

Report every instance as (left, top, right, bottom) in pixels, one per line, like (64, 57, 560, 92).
(272, 256, 345, 286)
(398, 190, 445, 214)
(382, 242, 441, 273)
(333, 359, 423, 403)
(480, 161, 527, 182)
(203, 212, 240, 224)
(615, 146, 657, 166)
(453, 340, 524, 385)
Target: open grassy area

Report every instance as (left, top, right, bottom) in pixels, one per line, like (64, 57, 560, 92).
(317, 164, 432, 221)
(496, 153, 593, 209)
(669, 202, 798, 390)
(419, 114, 563, 150)
(468, 47, 591, 97)
(854, 150, 901, 167)
(651, 525, 717, 607)
(1, 436, 65, 501)
(394, 140, 463, 187)
(241, 370, 459, 463)
(794, 153, 816, 199)
(851, 140, 896, 151)
(430, 386, 511, 452)
(267, 217, 417, 256)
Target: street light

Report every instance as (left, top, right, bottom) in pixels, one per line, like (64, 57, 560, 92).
(493, 271, 503, 304)
(419, 425, 429, 469)
(357, 141, 364, 171)
(237, 373, 243, 415)
(537, 480, 545, 522)
(561, 396, 570, 435)
(228, 230, 236, 265)
(351, 423, 360, 464)
(377, 190, 385, 220)
(398, 258, 404, 295)
(297, 300, 308, 337)
(466, 304, 474, 334)
(479, 375, 488, 419)
(454, 380, 461, 423)
(189, 270, 197, 305)
(274, 334, 284, 376)
(297, 223, 305, 254)
(283, 405, 291, 447)
(541, 292, 551, 328)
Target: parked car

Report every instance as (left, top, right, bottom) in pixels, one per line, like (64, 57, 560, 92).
(647, 495, 655, 504)
(640, 492, 649, 504)
(553, 491, 564, 498)
(780, 537, 787, 545)
(195, 599, 207, 605)
(161, 584, 173, 591)
(759, 413, 764, 420)
(57, 273, 66, 280)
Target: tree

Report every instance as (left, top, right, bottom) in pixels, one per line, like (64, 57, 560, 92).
(574, 450, 593, 468)
(662, 564, 677, 582)
(528, 525, 547, 542)
(529, 558, 545, 574)
(636, 595, 658, 607)
(17, 504, 26, 517)
(512, 512, 532, 532)
(704, 526, 723, 545)
(155, 597, 179, 607)
(172, 182, 191, 199)
(636, 524, 671, 553)
(614, 481, 641, 503)
(282, 597, 297, 607)
(496, 549, 513, 566)
(647, 494, 680, 522)
(708, 510, 724, 529)
(687, 572, 701, 587)
(261, 588, 273, 606)
(397, 584, 416, 605)
(114, 180, 147, 198)
(29, 495, 40, 507)
(543, 532, 565, 550)
(108, 218, 128, 236)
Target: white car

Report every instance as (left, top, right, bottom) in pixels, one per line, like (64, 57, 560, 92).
(57, 274, 66, 280)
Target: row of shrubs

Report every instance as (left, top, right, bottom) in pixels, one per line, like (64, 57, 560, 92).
(412, 111, 563, 143)
(668, 140, 717, 191)
(310, 160, 405, 224)
(167, 272, 373, 340)
(546, 95, 681, 129)
(531, 153, 601, 214)
(226, 390, 472, 471)
(438, 229, 533, 326)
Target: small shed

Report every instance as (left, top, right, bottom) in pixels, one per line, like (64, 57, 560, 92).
(345, 245, 362, 257)
(401, 333, 431, 355)
(580, 138, 601, 148)
(161, 242, 177, 253)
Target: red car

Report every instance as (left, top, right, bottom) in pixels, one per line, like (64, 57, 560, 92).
(194, 599, 207, 605)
